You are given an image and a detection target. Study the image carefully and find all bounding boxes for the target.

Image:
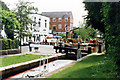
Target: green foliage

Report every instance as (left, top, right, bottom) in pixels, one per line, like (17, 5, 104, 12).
(14, 0, 38, 38)
(12, 39, 19, 49)
(0, 38, 19, 50)
(84, 2, 105, 33)
(84, 2, 120, 77)
(73, 27, 98, 40)
(102, 3, 120, 77)
(1, 10, 20, 39)
(50, 54, 117, 78)
(58, 33, 66, 39)
(1, 38, 9, 50)
(0, 1, 9, 10)
(1, 54, 50, 67)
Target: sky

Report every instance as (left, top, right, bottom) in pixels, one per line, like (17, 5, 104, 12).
(3, 0, 87, 27)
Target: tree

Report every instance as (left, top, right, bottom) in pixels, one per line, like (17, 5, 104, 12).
(1, 9, 20, 39)
(84, 2, 105, 33)
(14, 0, 38, 52)
(84, 1, 120, 77)
(0, 0, 9, 10)
(102, 2, 120, 77)
(73, 26, 98, 40)
(0, 0, 9, 30)
(14, 0, 38, 31)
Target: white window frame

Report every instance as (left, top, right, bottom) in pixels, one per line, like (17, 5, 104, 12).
(53, 18, 56, 22)
(59, 18, 62, 22)
(58, 24, 62, 29)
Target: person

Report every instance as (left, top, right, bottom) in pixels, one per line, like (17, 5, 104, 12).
(45, 39, 47, 44)
(28, 37, 32, 52)
(43, 39, 44, 44)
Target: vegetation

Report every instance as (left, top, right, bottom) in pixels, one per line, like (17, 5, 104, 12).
(50, 54, 117, 78)
(14, 0, 38, 38)
(73, 27, 98, 40)
(0, 1, 9, 11)
(0, 38, 19, 50)
(58, 33, 66, 39)
(1, 10, 20, 40)
(84, 1, 120, 77)
(1, 54, 49, 67)
(84, 2, 105, 33)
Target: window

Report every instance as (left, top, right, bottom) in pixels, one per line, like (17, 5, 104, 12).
(59, 18, 62, 22)
(38, 22, 41, 27)
(53, 18, 56, 22)
(34, 17, 36, 22)
(45, 20, 47, 28)
(38, 19, 41, 27)
(58, 24, 62, 29)
(65, 18, 68, 22)
(53, 25, 56, 31)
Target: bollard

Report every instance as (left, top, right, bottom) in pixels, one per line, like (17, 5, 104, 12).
(98, 44, 102, 53)
(88, 46, 91, 54)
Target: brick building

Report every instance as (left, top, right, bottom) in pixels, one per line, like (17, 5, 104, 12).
(42, 11, 73, 35)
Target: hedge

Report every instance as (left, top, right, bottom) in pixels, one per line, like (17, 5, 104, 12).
(0, 39, 19, 50)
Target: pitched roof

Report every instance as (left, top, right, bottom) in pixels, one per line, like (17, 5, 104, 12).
(42, 11, 72, 18)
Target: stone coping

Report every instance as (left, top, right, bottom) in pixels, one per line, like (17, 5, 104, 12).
(0, 54, 65, 71)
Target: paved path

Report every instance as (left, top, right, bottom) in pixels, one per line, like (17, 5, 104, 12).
(0, 45, 61, 58)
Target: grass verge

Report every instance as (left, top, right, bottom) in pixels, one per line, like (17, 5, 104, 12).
(0, 54, 49, 67)
(50, 54, 117, 78)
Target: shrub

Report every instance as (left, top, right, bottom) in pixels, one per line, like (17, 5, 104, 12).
(7, 39, 12, 49)
(2, 38, 9, 50)
(0, 38, 19, 50)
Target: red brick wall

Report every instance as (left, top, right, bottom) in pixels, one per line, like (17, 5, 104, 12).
(50, 17, 73, 32)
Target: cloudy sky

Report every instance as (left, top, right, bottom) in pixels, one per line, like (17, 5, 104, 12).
(3, 0, 87, 27)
